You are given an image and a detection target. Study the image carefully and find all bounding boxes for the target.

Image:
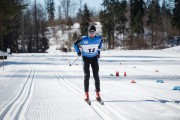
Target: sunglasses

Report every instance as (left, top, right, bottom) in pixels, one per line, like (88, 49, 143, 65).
(89, 31, 95, 34)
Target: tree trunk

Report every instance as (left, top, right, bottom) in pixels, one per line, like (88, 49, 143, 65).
(0, 17, 3, 51)
(141, 31, 144, 49)
(111, 33, 114, 49)
(151, 23, 154, 49)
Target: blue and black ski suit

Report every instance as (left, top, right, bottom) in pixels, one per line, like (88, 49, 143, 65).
(74, 35, 103, 92)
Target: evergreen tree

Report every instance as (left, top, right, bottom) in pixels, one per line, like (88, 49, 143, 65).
(0, 0, 26, 51)
(100, 0, 117, 49)
(130, 0, 145, 36)
(80, 4, 91, 36)
(116, 0, 127, 38)
(173, 0, 180, 35)
(147, 0, 161, 48)
(77, 8, 82, 22)
(130, 0, 145, 48)
(39, 37, 49, 52)
(99, 9, 113, 49)
(47, 0, 55, 21)
(161, 0, 173, 37)
(99, 0, 127, 49)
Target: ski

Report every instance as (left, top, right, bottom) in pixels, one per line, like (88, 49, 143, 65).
(85, 100, 91, 105)
(97, 100, 104, 105)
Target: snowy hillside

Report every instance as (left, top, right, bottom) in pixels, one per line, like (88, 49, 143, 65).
(0, 45, 180, 120)
(162, 45, 180, 53)
(50, 22, 102, 50)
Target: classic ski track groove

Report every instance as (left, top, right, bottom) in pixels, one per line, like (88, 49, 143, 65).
(48, 63, 129, 120)
(0, 58, 36, 120)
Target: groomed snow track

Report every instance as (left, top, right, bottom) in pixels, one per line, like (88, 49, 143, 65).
(0, 58, 36, 120)
(49, 63, 131, 120)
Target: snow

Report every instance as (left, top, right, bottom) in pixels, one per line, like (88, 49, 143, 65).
(94, 22, 102, 34)
(71, 23, 80, 29)
(0, 44, 180, 120)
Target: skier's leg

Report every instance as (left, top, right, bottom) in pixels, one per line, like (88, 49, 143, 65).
(91, 58, 101, 100)
(83, 57, 90, 93)
(91, 57, 100, 92)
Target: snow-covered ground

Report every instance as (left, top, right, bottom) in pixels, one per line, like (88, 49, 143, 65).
(0, 45, 180, 120)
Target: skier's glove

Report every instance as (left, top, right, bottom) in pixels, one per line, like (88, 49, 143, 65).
(97, 50, 100, 58)
(97, 54, 100, 58)
(77, 51, 82, 56)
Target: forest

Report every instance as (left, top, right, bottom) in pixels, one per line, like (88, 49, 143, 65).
(0, 0, 180, 53)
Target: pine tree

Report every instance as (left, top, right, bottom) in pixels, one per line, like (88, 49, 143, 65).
(147, 0, 161, 48)
(173, 0, 180, 35)
(116, 0, 127, 39)
(47, 0, 55, 21)
(100, 0, 117, 49)
(161, 0, 172, 37)
(130, 0, 145, 48)
(80, 4, 91, 36)
(130, 0, 145, 36)
(99, 9, 113, 49)
(0, 0, 26, 51)
(99, 0, 128, 49)
(77, 8, 82, 22)
(39, 37, 49, 52)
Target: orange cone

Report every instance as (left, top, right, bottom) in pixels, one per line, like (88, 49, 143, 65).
(131, 80, 136, 83)
(124, 72, 127, 76)
(116, 71, 119, 76)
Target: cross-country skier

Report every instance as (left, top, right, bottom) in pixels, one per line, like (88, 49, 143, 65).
(74, 25, 103, 101)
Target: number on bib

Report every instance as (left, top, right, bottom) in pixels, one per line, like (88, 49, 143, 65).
(88, 48, 95, 53)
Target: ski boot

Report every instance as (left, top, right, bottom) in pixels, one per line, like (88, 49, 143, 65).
(96, 92, 101, 101)
(96, 92, 104, 105)
(84, 92, 89, 101)
(84, 92, 91, 105)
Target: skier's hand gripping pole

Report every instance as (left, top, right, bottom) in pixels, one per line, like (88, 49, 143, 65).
(69, 55, 81, 66)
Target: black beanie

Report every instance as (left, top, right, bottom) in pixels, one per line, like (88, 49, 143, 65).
(88, 25, 96, 31)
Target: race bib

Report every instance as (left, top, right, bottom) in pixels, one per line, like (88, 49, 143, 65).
(81, 44, 99, 54)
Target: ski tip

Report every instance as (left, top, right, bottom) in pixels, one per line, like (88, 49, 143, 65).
(85, 100, 91, 105)
(88, 101, 91, 105)
(100, 101, 104, 105)
(97, 100, 104, 105)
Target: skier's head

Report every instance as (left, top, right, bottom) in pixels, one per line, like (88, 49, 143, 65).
(88, 25, 96, 32)
(88, 25, 96, 38)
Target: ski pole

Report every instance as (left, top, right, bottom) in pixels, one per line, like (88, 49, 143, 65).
(69, 55, 81, 66)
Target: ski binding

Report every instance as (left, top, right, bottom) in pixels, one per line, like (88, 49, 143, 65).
(85, 100, 91, 105)
(97, 100, 104, 105)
